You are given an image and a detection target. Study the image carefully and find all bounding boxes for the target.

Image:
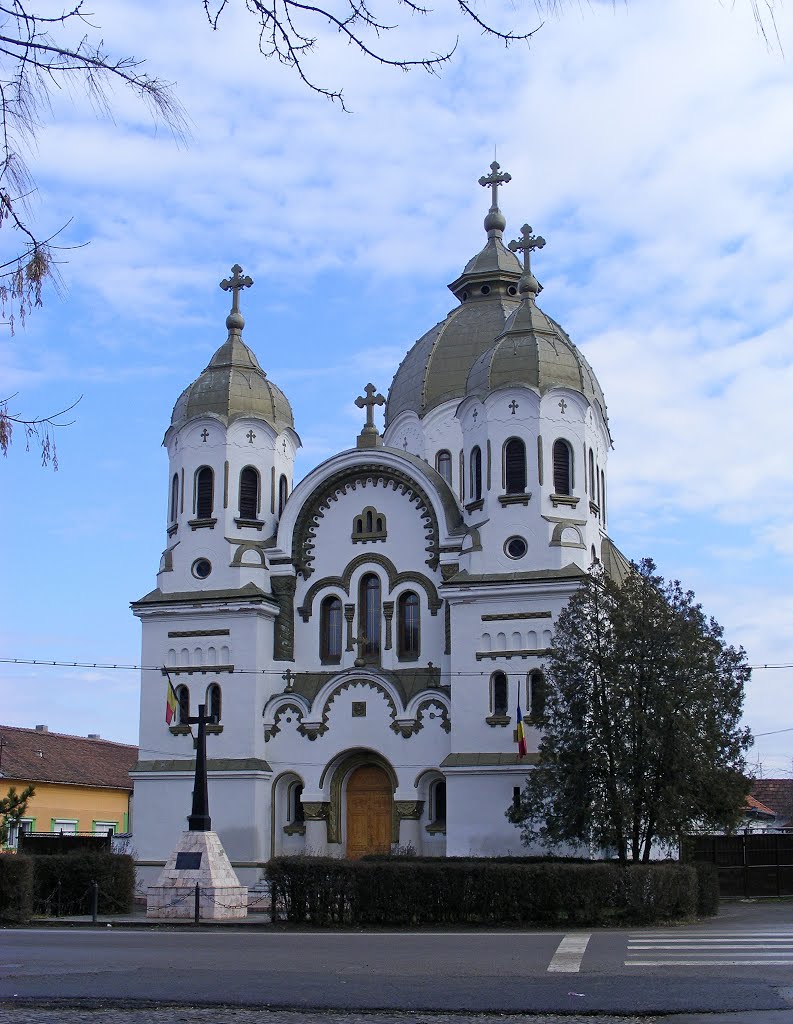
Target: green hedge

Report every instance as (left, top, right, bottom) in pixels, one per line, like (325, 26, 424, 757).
(32, 853, 135, 916)
(0, 854, 33, 923)
(267, 857, 702, 927)
(691, 861, 720, 917)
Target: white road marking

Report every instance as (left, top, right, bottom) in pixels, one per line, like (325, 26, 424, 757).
(627, 960, 793, 967)
(626, 929, 793, 968)
(547, 932, 591, 973)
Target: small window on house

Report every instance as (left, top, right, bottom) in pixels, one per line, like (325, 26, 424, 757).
(278, 474, 288, 516)
(320, 596, 343, 663)
(195, 467, 214, 519)
(207, 683, 222, 723)
(176, 684, 190, 725)
(552, 439, 572, 495)
(470, 446, 482, 501)
(239, 466, 260, 519)
(397, 591, 420, 660)
(491, 671, 508, 716)
(170, 474, 179, 522)
(430, 779, 446, 825)
(359, 573, 381, 659)
(527, 669, 546, 719)
(93, 821, 118, 836)
(504, 438, 527, 494)
(436, 450, 452, 486)
(8, 819, 34, 849)
(288, 782, 304, 824)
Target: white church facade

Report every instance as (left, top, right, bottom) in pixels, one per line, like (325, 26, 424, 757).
(131, 165, 628, 885)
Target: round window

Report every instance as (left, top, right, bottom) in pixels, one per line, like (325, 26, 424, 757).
(508, 285, 518, 296)
(505, 536, 528, 560)
(480, 284, 491, 295)
(461, 291, 469, 301)
(192, 558, 212, 579)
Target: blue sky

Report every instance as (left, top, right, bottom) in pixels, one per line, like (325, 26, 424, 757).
(1, 0, 791, 777)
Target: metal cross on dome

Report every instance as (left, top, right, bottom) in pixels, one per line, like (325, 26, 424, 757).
(355, 383, 385, 431)
(220, 264, 253, 314)
(478, 160, 511, 209)
(508, 224, 546, 273)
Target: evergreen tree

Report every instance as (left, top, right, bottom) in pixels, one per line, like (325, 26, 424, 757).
(0, 784, 35, 846)
(510, 559, 753, 862)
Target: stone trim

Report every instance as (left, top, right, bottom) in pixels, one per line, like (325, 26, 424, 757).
(283, 823, 306, 836)
(188, 517, 217, 530)
(383, 601, 394, 651)
(168, 629, 231, 638)
(301, 801, 329, 822)
(394, 800, 424, 821)
(481, 611, 552, 621)
(425, 823, 446, 835)
(465, 498, 484, 513)
(132, 757, 271, 773)
(234, 517, 264, 531)
(223, 460, 229, 509)
(486, 439, 491, 491)
(498, 493, 531, 507)
(440, 752, 540, 768)
(167, 524, 178, 538)
(160, 665, 233, 675)
(551, 494, 580, 509)
(589, 500, 600, 515)
(344, 604, 355, 651)
(477, 649, 552, 661)
(537, 435, 543, 485)
(271, 576, 296, 661)
(485, 714, 511, 727)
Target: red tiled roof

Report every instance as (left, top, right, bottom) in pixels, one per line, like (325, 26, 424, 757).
(745, 794, 776, 817)
(0, 725, 137, 791)
(751, 779, 793, 822)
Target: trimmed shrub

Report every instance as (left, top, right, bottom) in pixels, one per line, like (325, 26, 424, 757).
(692, 861, 720, 917)
(32, 853, 134, 916)
(0, 854, 33, 923)
(267, 856, 699, 927)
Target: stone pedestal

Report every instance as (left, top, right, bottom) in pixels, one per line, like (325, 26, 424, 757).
(146, 830, 247, 920)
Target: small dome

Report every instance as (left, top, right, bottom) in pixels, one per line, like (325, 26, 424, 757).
(171, 334, 294, 432)
(466, 299, 609, 427)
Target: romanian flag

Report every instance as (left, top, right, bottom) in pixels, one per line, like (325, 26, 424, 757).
(165, 675, 179, 725)
(516, 695, 527, 759)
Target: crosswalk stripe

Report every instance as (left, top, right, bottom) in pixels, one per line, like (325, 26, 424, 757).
(627, 960, 793, 967)
(547, 933, 591, 972)
(626, 929, 793, 967)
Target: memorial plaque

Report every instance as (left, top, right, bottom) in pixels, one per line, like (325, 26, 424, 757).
(175, 852, 202, 870)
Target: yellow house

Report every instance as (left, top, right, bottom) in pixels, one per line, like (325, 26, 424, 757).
(0, 724, 137, 846)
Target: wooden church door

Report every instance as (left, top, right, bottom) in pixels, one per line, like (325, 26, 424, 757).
(346, 765, 392, 859)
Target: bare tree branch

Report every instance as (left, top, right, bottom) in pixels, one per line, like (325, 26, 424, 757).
(0, 393, 82, 468)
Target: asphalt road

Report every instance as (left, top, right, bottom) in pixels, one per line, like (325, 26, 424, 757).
(1, 901, 792, 1019)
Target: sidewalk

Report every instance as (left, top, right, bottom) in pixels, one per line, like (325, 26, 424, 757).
(25, 902, 274, 928)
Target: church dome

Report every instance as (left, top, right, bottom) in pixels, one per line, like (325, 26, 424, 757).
(170, 266, 294, 433)
(385, 162, 524, 426)
(465, 298, 609, 426)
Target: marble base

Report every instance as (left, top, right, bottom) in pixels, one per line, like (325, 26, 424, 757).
(146, 830, 247, 920)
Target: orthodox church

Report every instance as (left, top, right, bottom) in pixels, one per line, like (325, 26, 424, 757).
(131, 165, 628, 885)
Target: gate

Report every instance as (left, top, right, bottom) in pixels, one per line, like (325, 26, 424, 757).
(685, 833, 793, 898)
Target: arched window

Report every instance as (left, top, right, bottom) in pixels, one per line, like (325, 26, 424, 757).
(600, 469, 606, 525)
(170, 474, 179, 522)
(596, 462, 601, 509)
(195, 467, 214, 519)
(552, 439, 572, 495)
(359, 573, 381, 659)
(320, 596, 343, 663)
(436, 450, 452, 486)
(397, 591, 420, 660)
(278, 474, 288, 516)
(491, 671, 508, 716)
(589, 448, 596, 500)
(429, 779, 446, 825)
(504, 438, 527, 494)
(175, 684, 190, 725)
(239, 466, 259, 519)
(470, 446, 482, 501)
(206, 683, 222, 723)
(288, 782, 304, 824)
(527, 669, 545, 720)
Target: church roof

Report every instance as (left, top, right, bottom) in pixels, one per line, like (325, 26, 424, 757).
(170, 266, 294, 434)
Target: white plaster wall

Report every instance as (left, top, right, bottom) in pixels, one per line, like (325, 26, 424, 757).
(445, 771, 533, 857)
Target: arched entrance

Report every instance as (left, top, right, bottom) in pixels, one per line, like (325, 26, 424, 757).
(346, 764, 392, 859)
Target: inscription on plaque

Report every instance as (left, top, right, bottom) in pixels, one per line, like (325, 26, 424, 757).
(175, 852, 202, 870)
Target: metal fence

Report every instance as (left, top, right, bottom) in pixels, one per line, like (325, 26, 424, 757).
(685, 833, 793, 898)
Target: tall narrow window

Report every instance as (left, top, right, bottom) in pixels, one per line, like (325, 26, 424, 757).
(552, 439, 572, 495)
(397, 591, 420, 660)
(206, 683, 222, 723)
(596, 462, 601, 509)
(320, 596, 343, 663)
(195, 467, 214, 519)
(289, 782, 305, 824)
(492, 671, 508, 716)
(430, 780, 446, 825)
(176, 685, 190, 725)
(278, 474, 288, 516)
(504, 438, 527, 494)
(600, 470, 606, 525)
(527, 669, 545, 719)
(170, 474, 179, 522)
(359, 573, 381, 659)
(436, 450, 452, 486)
(239, 466, 259, 519)
(589, 448, 596, 500)
(470, 446, 482, 501)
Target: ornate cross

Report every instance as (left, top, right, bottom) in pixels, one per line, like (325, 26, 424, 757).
(355, 383, 385, 431)
(220, 264, 253, 315)
(558, 399, 567, 414)
(472, 408, 478, 422)
(246, 430, 256, 444)
(478, 160, 511, 209)
(282, 438, 288, 453)
(201, 428, 209, 442)
(402, 436, 408, 450)
(353, 630, 368, 668)
(282, 668, 296, 692)
(509, 400, 519, 415)
(508, 224, 546, 274)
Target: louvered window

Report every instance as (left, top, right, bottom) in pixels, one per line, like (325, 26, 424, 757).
(492, 671, 508, 715)
(359, 573, 381, 659)
(397, 591, 420, 659)
(207, 683, 222, 723)
(552, 439, 572, 495)
(239, 466, 259, 519)
(504, 439, 526, 494)
(278, 474, 288, 516)
(195, 467, 213, 519)
(528, 669, 545, 719)
(176, 685, 190, 725)
(170, 474, 179, 522)
(470, 446, 482, 501)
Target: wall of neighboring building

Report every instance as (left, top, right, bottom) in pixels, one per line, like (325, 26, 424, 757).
(1, 778, 131, 841)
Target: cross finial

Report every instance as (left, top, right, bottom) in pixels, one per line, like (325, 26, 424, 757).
(355, 383, 385, 449)
(478, 160, 511, 238)
(219, 264, 253, 333)
(508, 224, 546, 297)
